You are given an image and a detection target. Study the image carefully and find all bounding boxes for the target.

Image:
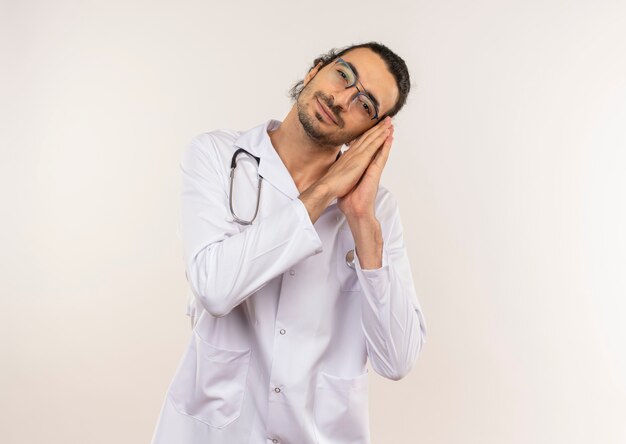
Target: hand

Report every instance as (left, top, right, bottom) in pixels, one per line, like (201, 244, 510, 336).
(298, 117, 394, 225)
(318, 117, 394, 201)
(337, 121, 394, 219)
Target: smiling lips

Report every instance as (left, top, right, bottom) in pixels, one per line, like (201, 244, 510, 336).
(316, 98, 337, 125)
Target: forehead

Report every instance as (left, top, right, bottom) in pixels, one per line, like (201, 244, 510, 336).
(338, 48, 399, 116)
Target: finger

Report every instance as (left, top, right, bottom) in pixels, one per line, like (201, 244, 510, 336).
(379, 135, 393, 166)
(350, 118, 392, 150)
(371, 134, 393, 169)
(380, 126, 394, 156)
(358, 127, 392, 159)
(352, 122, 391, 151)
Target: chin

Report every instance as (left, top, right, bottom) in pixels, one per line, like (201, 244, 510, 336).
(297, 95, 350, 147)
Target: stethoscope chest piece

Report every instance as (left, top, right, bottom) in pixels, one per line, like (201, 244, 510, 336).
(345, 249, 356, 270)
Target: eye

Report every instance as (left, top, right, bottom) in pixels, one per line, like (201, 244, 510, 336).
(336, 69, 349, 83)
(357, 96, 374, 117)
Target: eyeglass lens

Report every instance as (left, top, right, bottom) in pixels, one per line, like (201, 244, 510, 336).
(332, 60, 377, 120)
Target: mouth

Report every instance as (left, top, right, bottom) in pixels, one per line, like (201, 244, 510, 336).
(316, 98, 338, 125)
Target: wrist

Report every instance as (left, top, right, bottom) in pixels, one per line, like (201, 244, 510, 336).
(345, 212, 378, 228)
(299, 182, 335, 224)
(348, 217, 384, 270)
(313, 180, 335, 202)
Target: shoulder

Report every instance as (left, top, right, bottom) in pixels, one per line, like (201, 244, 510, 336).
(187, 128, 241, 153)
(182, 128, 242, 171)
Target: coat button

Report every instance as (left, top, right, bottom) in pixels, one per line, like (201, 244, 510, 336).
(289, 269, 295, 276)
(345, 249, 356, 269)
(279, 329, 286, 335)
(274, 387, 281, 393)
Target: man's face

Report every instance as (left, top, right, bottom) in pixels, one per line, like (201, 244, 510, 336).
(296, 47, 400, 148)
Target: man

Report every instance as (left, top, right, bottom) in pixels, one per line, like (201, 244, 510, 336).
(151, 41, 427, 444)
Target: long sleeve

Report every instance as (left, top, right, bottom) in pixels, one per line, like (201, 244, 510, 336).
(354, 192, 428, 380)
(181, 134, 323, 318)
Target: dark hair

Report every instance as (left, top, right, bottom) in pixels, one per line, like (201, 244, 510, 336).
(288, 42, 412, 118)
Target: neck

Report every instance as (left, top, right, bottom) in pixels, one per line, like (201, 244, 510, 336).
(268, 106, 341, 194)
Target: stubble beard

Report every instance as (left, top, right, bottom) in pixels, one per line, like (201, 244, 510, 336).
(296, 88, 356, 149)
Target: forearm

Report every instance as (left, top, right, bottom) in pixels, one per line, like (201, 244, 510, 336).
(298, 183, 335, 224)
(357, 253, 426, 380)
(186, 199, 322, 317)
(346, 216, 383, 269)
(350, 198, 427, 380)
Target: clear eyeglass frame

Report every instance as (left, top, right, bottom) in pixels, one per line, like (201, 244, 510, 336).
(332, 57, 380, 121)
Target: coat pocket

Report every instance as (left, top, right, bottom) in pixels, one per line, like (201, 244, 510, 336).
(168, 330, 251, 428)
(313, 369, 370, 443)
(336, 229, 361, 292)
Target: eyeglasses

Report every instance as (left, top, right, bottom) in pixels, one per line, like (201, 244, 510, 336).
(330, 57, 380, 121)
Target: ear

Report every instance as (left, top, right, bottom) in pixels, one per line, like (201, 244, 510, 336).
(303, 61, 323, 87)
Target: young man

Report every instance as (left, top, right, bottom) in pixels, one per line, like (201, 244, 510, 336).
(151, 42, 427, 444)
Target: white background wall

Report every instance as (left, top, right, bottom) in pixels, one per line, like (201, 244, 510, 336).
(1, 0, 625, 442)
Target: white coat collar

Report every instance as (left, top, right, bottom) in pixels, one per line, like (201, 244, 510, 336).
(233, 119, 299, 200)
(234, 119, 339, 205)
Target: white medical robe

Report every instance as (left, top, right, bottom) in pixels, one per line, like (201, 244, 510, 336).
(150, 119, 427, 444)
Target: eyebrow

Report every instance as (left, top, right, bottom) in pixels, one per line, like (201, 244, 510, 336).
(343, 60, 381, 114)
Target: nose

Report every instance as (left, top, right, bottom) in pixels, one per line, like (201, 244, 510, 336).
(330, 87, 358, 112)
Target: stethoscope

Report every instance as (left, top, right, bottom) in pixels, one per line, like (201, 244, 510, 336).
(229, 147, 356, 269)
(229, 148, 262, 226)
